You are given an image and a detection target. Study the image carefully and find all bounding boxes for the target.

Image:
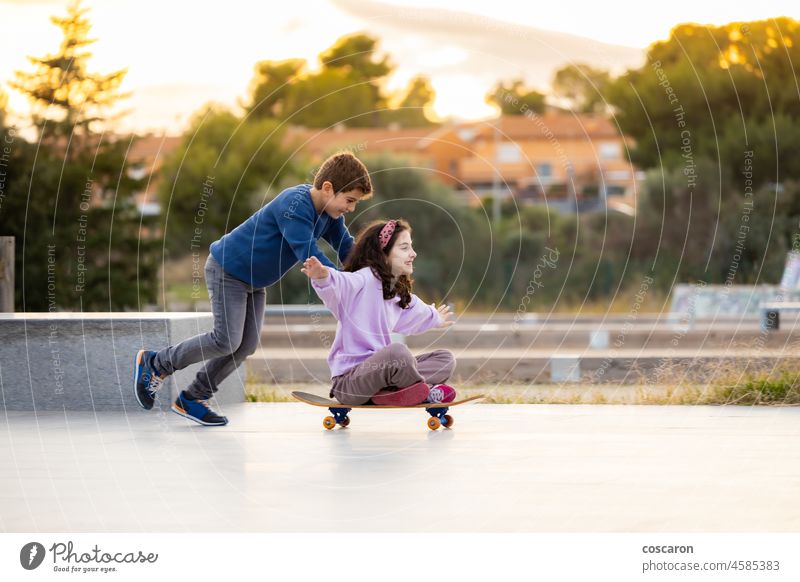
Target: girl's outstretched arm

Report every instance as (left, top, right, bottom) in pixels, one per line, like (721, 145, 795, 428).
(301, 255, 330, 280)
(302, 256, 366, 314)
(394, 296, 454, 336)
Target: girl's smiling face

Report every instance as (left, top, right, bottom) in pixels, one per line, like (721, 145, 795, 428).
(387, 230, 416, 278)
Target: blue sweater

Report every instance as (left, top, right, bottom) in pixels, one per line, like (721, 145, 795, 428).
(209, 184, 354, 288)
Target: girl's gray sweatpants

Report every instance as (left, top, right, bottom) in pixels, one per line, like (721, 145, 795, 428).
(331, 343, 456, 405)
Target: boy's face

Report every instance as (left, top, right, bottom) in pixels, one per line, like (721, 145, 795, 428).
(320, 182, 367, 219)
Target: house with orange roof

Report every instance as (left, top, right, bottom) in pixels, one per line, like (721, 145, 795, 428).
(420, 112, 640, 213)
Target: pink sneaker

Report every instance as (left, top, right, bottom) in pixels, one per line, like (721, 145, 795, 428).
(371, 381, 430, 406)
(427, 384, 457, 404)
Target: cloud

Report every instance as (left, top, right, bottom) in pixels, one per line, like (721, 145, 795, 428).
(332, 0, 644, 89)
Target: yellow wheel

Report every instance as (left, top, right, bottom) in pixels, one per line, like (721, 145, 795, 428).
(323, 416, 336, 430)
(427, 416, 441, 431)
(443, 414, 454, 428)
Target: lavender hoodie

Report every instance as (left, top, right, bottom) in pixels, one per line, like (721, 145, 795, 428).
(311, 266, 442, 377)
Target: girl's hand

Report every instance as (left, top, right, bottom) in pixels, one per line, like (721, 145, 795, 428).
(301, 256, 330, 280)
(434, 303, 455, 328)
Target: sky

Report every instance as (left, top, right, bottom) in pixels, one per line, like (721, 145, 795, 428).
(1, 0, 798, 135)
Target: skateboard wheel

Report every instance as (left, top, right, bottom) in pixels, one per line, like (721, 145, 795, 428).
(323, 416, 336, 430)
(442, 414, 454, 428)
(427, 417, 441, 430)
(340, 416, 351, 427)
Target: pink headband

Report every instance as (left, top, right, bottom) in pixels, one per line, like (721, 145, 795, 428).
(378, 220, 397, 250)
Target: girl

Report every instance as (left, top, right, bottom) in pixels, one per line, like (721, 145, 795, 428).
(301, 218, 457, 406)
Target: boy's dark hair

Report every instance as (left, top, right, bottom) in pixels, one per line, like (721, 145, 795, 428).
(344, 218, 413, 309)
(313, 151, 373, 196)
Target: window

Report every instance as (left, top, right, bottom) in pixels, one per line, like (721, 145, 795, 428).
(128, 164, 147, 180)
(457, 128, 475, 142)
(599, 142, 621, 160)
(497, 142, 521, 163)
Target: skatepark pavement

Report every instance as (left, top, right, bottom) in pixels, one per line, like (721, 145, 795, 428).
(2, 402, 799, 532)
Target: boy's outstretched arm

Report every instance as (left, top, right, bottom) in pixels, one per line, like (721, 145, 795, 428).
(321, 219, 354, 265)
(279, 206, 338, 269)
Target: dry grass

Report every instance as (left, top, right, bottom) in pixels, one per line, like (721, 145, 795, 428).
(458, 287, 670, 316)
(638, 357, 800, 405)
(245, 386, 299, 403)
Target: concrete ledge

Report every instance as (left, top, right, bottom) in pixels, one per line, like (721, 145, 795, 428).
(264, 303, 331, 317)
(0, 313, 245, 411)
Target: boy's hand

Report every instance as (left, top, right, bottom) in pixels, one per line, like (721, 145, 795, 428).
(434, 303, 455, 328)
(301, 256, 330, 280)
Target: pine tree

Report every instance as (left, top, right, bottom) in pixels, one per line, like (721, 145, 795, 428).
(4, 0, 159, 311)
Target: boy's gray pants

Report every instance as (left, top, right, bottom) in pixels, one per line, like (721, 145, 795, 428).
(154, 254, 266, 400)
(331, 343, 456, 405)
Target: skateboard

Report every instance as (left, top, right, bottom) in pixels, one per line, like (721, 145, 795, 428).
(291, 391, 484, 431)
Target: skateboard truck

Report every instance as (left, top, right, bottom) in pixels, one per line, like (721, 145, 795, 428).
(325, 406, 352, 429)
(425, 406, 452, 430)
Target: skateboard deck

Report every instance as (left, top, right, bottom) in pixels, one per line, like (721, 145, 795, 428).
(291, 391, 483, 431)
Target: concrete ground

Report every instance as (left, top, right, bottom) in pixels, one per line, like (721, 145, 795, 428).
(1, 402, 799, 532)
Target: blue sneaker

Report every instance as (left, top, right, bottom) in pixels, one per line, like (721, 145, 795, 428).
(134, 349, 167, 410)
(172, 391, 228, 426)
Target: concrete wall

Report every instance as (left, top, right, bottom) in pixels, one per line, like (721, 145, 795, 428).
(0, 313, 245, 411)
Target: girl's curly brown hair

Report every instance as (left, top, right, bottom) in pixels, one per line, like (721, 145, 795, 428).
(343, 218, 413, 308)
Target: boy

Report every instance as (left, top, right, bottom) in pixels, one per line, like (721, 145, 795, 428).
(133, 151, 372, 426)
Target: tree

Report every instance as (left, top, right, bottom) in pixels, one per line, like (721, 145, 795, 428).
(552, 63, 611, 113)
(158, 104, 300, 256)
(2, 0, 159, 310)
(607, 18, 800, 175)
(382, 75, 437, 127)
(0, 88, 7, 128)
(628, 158, 730, 287)
(245, 33, 437, 128)
(10, 0, 128, 153)
(602, 18, 800, 292)
(319, 33, 392, 82)
(486, 79, 547, 115)
(246, 59, 304, 119)
(282, 68, 380, 127)
(713, 182, 788, 286)
(716, 113, 800, 187)
(246, 33, 392, 127)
